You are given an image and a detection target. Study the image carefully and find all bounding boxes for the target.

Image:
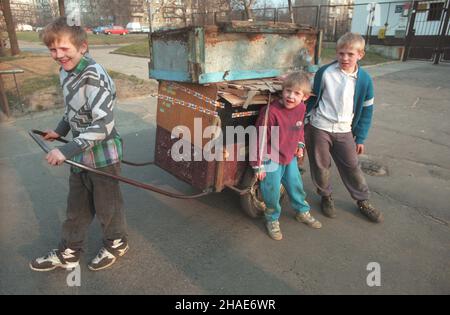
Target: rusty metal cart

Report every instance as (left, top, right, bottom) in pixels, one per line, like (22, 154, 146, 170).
(149, 21, 322, 217)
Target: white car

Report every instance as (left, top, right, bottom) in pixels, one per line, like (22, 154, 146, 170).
(17, 24, 33, 31)
(126, 22, 142, 33)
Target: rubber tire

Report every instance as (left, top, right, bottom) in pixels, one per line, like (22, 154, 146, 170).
(239, 168, 286, 219)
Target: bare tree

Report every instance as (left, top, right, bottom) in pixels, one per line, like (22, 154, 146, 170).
(231, 0, 257, 20)
(58, 0, 65, 17)
(1, 0, 20, 56)
(288, 0, 294, 23)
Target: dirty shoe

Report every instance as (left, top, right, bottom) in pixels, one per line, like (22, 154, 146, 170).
(321, 195, 337, 218)
(358, 200, 384, 223)
(296, 211, 322, 229)
(266, 220, 283, 241)
(88, 238, 129, 271)
(30, 248, 80, 272)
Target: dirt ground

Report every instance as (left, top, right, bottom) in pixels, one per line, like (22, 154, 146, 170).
(0, 55, 156, 115)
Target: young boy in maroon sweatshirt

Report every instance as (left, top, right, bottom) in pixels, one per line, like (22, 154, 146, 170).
(251, 72, 322, 241)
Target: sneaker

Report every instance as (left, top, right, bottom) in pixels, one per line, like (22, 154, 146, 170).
(321, 195, 337, 218)
(266, 221, 283, 241)
(30, 248, 80, 272)
(296, 211, 322, 229)
(357, 200, 384, 223)
(88, 239, 129, 271)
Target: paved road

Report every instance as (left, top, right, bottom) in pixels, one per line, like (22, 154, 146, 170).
(19, 40, 151, 81)
(1, 58, 449, 295)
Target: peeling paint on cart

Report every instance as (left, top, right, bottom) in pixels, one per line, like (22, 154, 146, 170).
(149, 21, 320, 84)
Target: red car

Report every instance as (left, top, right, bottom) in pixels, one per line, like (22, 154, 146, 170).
(103, 26, 129, 35)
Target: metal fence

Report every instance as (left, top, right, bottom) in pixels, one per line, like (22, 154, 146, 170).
(190, 1, 447, 44)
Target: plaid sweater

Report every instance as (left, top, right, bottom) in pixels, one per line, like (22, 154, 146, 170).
(55, 55, 122, 169)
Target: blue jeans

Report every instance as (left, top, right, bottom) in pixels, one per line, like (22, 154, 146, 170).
(260, 158, 310, 222)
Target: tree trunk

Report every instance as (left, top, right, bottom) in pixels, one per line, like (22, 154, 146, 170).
(244, 1, 253, 20)
(58, 0, 65, 17)
(288, 0, 295, 23)
(0, 75, 10, 117)
(2, 0, 20, 56)
(0, 36, 6, 57)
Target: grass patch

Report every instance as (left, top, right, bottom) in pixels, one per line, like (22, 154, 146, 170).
(17, 31, 148, 46)
(6, 74, 60, 109)
(108, 70, 146, 85)
(111, 41, 150, 58)
(0, 50, 38, 61)
(21, 74, 60, 95)
(321, 47, 393, 66)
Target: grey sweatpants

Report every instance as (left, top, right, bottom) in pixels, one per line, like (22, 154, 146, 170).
(60, 164, 127, 251)
(305, 124, 370, 201)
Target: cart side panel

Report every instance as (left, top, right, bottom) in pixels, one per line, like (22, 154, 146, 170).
(222, 143, 249, 188)
(202, 32, 317, 83)
(156, 81, 220, 148)
(150, 29, 192, 82)
(155, 127, 216, 191)
(150, 23, 319, 83)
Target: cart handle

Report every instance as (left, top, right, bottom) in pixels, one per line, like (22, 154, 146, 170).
(29, 130, 211, 200)
(31, 129, 154, 167)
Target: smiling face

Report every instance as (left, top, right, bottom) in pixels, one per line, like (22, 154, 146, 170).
(48, 33, 87, 71)
(282, 86, 307, 109)
(336, 45, 365, 74)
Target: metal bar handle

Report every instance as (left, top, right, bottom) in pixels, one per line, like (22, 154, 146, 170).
(29, 130, 211, 200)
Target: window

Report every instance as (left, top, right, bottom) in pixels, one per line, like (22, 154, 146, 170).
(428, 2, 444, 21)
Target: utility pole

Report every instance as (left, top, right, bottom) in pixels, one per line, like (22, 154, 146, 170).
(1, 0, 20, 56)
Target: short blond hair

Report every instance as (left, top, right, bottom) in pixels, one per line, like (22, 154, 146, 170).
(337, 32, 366, 52)
(282, 71, 312, 95)
(41, 17, 87, 48)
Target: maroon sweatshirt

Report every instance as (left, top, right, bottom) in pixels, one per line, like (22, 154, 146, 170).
(250, 99, 306, 168)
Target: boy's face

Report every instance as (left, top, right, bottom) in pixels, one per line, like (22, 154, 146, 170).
(48, 34, 87, 72)
(282, 86, 308, 109)
(336, 45, 365, 73)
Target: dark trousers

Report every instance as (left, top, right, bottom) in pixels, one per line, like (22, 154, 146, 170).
(60, 164, 127, 251)
(305, 124, 370, 201)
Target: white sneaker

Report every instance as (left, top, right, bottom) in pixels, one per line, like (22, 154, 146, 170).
(266, 220, 283, 241)
(296, 211, 322, 229)
(88, 239, 129, 271)
(30, 248, 80, 272)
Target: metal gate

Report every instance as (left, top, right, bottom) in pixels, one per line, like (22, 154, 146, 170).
(404, 0, 450, 63)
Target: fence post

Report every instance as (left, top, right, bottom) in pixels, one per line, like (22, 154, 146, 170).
(403, 1, 418, 62)
(434, 0, 450, 64)
(316, 5, 322, 29)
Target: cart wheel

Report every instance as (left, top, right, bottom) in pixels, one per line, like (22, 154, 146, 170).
(239, 168, 286, 218)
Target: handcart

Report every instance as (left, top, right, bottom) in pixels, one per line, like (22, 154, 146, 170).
(149, 21, 321, 217)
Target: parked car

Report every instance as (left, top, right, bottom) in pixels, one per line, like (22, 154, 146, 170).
(126, 22, 142, 33)
(141, 25, 150, 33)
(103, 26, 129, 35)
(16, 24, 33, 32)
(93, 26, 109, 35)
(34, 26, 44, 33)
